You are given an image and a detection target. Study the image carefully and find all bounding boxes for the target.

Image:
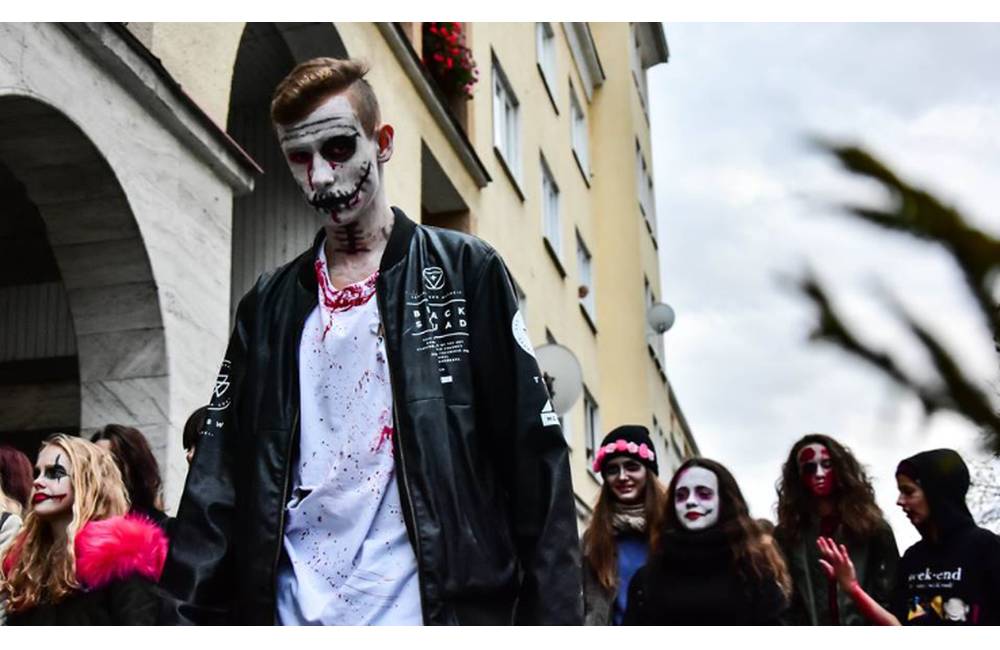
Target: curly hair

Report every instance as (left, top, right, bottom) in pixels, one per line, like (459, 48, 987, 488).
(665, 458, 792, 597)
(775, 433, 886, 545)
(583, 470, 668, 592)
(90, 425, 163, 515)
(1, 435, 129, 612)
(270, 57, 380, 133)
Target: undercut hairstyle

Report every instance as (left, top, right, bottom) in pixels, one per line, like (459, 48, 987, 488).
(90, 425, 163, 516)
(0, 445, 33, 512)
(182, 406, 208, 451)
(775, 433, 887, 545)
(583, 469, 668, 593)
(270, 57, 381, 134)
(1, 435, 129, 612)
(664, 458, 792, 597)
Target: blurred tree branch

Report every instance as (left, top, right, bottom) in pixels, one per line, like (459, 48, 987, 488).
(799, 142, 1000, 453)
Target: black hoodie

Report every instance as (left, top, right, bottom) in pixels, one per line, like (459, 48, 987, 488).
(891, 449, 1000, 625)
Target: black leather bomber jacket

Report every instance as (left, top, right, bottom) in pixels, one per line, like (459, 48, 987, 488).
(160, 208, 583, 625)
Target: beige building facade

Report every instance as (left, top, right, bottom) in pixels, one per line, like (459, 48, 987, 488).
(0, 22, 696, 515)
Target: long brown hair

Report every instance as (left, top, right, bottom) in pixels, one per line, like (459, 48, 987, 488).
(776, 433, 886, 544)
(665, 458, 792, 597)
(582, 470, 668, 592)
(0, 445, 33, 511)
(0, 435, 129, 612)
(91, 424, 164, 514)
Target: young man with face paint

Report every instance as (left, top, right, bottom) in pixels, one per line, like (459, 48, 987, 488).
(623, 458, 791, 625)
(774, 434, 898, 625)
(160, 58, 581, 626)
(819, 448, 1000, 625)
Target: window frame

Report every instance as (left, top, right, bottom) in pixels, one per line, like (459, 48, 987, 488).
(492, 55, 523, 189)
(535, 22, 559, 113)
(569, 83, 590, 183)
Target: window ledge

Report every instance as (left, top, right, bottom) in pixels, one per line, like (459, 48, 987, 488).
(493, 146, 525, 201)
(572, 148, 591, 188)
(643, 214, 659, 250)
(543, 236, 567, 278)
(537, 64, 560, 115)
(579, 302, 597, 335)
(647, 341, 667, 383)
(587, 466, 601, 486)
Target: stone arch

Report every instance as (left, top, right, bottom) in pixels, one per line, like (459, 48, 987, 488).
(227, 23, 349, 321)
(0, 94, 169, 459)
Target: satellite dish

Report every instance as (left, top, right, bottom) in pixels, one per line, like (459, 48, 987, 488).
(535, 344, 583, 415)
(647, 302, 676, 335)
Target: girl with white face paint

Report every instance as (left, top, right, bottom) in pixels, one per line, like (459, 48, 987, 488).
(623, 458, 792, 625)
(582, 426, 667, 625)
(0, 435, 168, 625)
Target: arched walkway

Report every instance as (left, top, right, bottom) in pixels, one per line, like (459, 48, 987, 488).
(0, 95, 168, 458)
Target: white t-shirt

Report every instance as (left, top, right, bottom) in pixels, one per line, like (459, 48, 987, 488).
(275, 242, 422, 625)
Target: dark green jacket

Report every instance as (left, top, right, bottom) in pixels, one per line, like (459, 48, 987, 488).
(776, 518, 898, 625)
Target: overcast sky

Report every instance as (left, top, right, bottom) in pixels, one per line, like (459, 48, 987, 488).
(649, 23, 1000, 549)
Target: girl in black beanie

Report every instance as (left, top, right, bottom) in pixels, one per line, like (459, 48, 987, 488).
(818, 448, 1000, 625)
(582, 425, 667, 625)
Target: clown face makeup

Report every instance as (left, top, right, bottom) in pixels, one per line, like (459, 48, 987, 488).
(602, 457, 648, 505)
(798, 443, 836, 498)
(31, 444, 74, 520)
(277, 93, 390, 225)
(674, 466, 720, 531)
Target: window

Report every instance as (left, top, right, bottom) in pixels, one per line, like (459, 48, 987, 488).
(630, 23, 650, 119)
(569, 85, 590, 180)
(584, 388, 601, 471)
(492, 56, 521, 183)
(541, 154, 561, 258)
(536, 22, 558, 109)
(636, 139, 657, 237)
(576, 231, 595, 321)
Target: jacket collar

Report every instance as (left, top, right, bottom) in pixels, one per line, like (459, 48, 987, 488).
(297, 206, 417, 292)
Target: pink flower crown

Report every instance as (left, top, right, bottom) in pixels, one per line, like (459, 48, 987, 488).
(592, 439, 655, 473)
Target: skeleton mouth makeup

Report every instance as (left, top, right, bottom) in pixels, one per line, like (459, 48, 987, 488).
(308, 160, 372, 214)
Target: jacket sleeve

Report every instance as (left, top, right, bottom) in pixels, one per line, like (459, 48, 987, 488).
(468, 250, 583, 625)
(158, 289, 254, 624)
(864, 521, 900, 612)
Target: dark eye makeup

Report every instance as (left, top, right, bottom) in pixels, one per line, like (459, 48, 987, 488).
(320, 135, 357, 162)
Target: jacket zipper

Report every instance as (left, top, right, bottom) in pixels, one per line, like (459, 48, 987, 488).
(272, 303, 311, 625)
(377, 289, 427, 622)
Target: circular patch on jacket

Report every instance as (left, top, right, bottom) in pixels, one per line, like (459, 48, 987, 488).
(512, 310, 535, 358)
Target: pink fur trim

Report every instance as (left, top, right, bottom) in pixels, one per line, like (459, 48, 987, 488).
(74, 513, 168, 589)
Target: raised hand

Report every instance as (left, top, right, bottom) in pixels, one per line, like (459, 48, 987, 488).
(816, 536, 857, 592)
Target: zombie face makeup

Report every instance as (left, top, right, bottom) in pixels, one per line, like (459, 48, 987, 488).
(798, 443, 836, 498)
(31, 444, 74, 520)
(277, 93, 390, 226)
(602, 457, 648, 505)
(674, 466, 720, 531)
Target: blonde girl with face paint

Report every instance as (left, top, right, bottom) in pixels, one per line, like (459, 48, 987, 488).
(623, 458, 792, 625)
(0, 435, 167, 625)
(582, 426, 667, 625)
